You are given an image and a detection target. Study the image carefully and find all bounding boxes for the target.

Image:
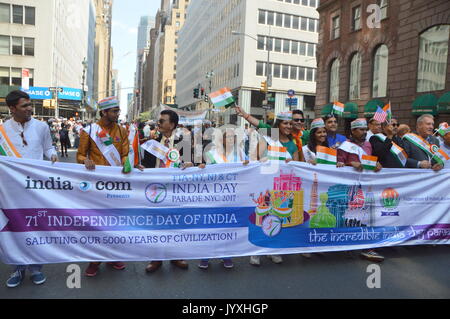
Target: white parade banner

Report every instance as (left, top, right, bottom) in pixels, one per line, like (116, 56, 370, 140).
(0, 156, 450, 265)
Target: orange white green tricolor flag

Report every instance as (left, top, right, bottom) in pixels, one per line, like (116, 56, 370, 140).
(0, 125, 21, 158)
(332, 101, 344, 116)
(316, 146, 337, 165)
(123, 125, 140, 173)
(209, 88, 235, 108)
(383, 102, 392, 121)
(361, 155, 378, 171)
(97, 129, 113, 146)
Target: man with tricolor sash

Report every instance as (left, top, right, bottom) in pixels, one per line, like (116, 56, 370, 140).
(402, 115, 446, 171)
(76, 96, 131, 277)
(2, 90, 58, 288)
(370, 121, 412, 168)
(142, 109, 191, 273)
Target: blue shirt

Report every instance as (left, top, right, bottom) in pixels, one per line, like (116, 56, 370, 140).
(327, 133, 347, 149)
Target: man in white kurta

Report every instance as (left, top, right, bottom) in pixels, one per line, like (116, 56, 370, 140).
(1, 90, 57, 288)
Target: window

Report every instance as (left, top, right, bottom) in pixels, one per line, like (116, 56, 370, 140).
(332, 15, 340, 39)
(24, 37, 34, 56)
(258, 10, 266, 24)
(302, 0, 308, 5)
(349, 53, 361, 99)
(352, 6, 361, 31)
(299, 67, 306, 80)
(283, 39, 290, 53)
(274, 38, 282, 52)
(267, 11, 274, 25)
(274, 64, 281, 78)
(257, 36, 265, 50)
(0, 3, 10, 23)
(299, 42, 306, 55)
(291, 41, 299, 55)
(307, 43, 315, 57)
(0, 35, 9, 55)
(379, 0, 388, 20)
(308, 19, 315, 32)
(176, 12, 180, 18)
(417, 25, 449, 93)
(310, 0, 317, 7)
(293, 16, 299, 29)
(329, 59, 340, 102)
(290, 66, 298, 80)
(256, 61, 264, 76)
(12, 37, 22, 55)
(276, 12, 283, 27)
(12, 5, 22, 24)
(0, 67, 9, 85)
(282, 65, 289, 79)
(266, 37, 273, 51)
(284, 15, 291, 28)
(372, 45, 388, 97)
(306, 68, 314, 81)
(25, 6, 35, 25)
(301, 17, 307, 31)
(11, 68, 21, 85)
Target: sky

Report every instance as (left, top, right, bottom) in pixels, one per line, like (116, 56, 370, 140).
(111, 0, 160, 119)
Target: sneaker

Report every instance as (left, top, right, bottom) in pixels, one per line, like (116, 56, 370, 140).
(198, 260, 209, 270)
(6, 270, 25, 288)
(222, 259, 234, 269)
(360, 250, 385, 262)
(249, 256, 260, 266)
(268, 255, 283, 264)
(85, 262, 101, 277)
(107, 262, 126, 270)
(30, 272, 46, 285)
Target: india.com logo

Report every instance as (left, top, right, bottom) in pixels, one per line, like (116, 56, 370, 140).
(145, 183, 167, 204)
(380, 188, 400, 216)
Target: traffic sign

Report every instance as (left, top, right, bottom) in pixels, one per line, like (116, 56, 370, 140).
(286, 98, 298, 107)
(49, 87, 63, 93)
(287, 90, 295, 97)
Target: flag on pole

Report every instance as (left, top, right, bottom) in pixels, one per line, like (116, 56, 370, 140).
(383, 102, 392, 121)
(332, 101, 344, 116)
(361, 155, 378, 171)
(123, 125, 140, 173)
(437, 122, 449, 137)
(316, 146, 337, 165)
(373, 106, 388, 123)
(209, 88, 235, 108)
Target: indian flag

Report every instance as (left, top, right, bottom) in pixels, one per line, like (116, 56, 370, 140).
(332, 101, 344, 116)
(267, 145, 288, 161)
(383, 102, 392, 121)
(361, 155, 378, 171)
(209, 88, 235, 108)
(316, 146, 337, 165)
(123, 125, 140, 173)
(437, 123, 449, 137)
(98, 129, 113, 146)
(390, 143, 408, 167)
(0, 126, 21, 158)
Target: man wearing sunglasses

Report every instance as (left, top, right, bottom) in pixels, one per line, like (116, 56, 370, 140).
(2, 90, 58, 288)
(322, 114, 347, 149)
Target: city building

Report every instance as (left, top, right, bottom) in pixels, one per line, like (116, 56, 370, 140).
(315, 0, 450, 133)
(0, 0, 97, 119)
(176, 0, 320, 126)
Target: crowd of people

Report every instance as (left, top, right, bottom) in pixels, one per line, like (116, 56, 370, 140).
(1, 89, 449, 288)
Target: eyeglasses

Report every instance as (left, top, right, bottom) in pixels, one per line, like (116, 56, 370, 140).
(20, 132, 28, 146)
(292, 119, 306, 123)
(392, 123, 399, 127)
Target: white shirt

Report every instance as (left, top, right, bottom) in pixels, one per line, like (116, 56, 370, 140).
(2, 118, 57, 160)
(366, 130, 374, 142)
(143, 125, 151, 138)
(302, 145, 316, 163)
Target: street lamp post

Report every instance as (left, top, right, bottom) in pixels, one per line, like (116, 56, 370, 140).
(81, 58, 87, 121)
(232, 30, 272, 123)
(206, 70, 215, 121)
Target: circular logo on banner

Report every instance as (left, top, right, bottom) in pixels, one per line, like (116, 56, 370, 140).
(430, 144, 439, 154)
(145, 183, 167, 204)
(78, 181, 92, 192)
(262, 215, 282, 237)
(167, 149, 180, 163)
(380, 188, 400, 209)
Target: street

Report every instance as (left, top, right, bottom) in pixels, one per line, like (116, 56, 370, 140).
(0, 149, 449, 299)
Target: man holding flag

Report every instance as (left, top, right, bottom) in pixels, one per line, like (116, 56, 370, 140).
(77, 96, 141, 277)
(402, 114, 446, 171)
(1, 90, 58, 288)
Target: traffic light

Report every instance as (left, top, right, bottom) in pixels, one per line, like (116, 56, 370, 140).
(193, 88, 199, 99)
(260, 81, 268, 93)
(201, 88, 205, 97)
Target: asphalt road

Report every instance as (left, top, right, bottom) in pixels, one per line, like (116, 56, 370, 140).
(1, 149, 449, 299)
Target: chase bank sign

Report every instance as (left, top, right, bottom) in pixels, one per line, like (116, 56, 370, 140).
(22, 87, 82, 101)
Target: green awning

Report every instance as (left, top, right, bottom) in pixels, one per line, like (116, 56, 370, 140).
(437, 92, 450, 114)
(320, 103, 333, 116)
(343, 102, 358, 119)
(412, 94, 438, 116)
(364, 99, 385, 117)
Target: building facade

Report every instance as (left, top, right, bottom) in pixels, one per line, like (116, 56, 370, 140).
(0, 0, 97, 119)
(315, 0, 450, 132)
(176, 0, 320, 125)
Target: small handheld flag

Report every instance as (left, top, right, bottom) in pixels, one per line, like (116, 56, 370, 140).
(361, 155, 378, 171)
(209, 88, 236, 108)
(383, 102, 392, 121)
(373, 106, 388, 123)
(316, 146, 337, 165)
(332, 101, 344, 116)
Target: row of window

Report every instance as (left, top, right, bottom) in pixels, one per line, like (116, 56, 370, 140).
(0, 3, 35, 25)
(0, 35, 35, 56)
(258, 10, 319, 33)
(257, 35, 316, 57)
(276, 0, 320, 9)
(0, 67, 34, 86)
(256, 61, 316, 82)
(328, 24, 450, 101)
